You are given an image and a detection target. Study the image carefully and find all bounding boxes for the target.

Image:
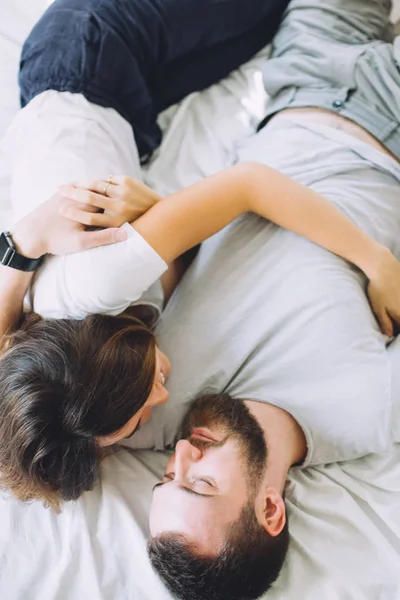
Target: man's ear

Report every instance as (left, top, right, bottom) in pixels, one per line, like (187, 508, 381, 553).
(258, 487, 286, 537)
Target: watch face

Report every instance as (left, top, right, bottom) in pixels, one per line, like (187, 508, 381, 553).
(0, 232, 15, 267)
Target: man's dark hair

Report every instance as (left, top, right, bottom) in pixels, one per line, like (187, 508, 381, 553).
(148, 501, 289, 600)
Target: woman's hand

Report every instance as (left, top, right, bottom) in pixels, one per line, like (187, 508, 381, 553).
(58, 175, 162, 228)
(11, 194, 127, 259)
(365, 246, 400, 337)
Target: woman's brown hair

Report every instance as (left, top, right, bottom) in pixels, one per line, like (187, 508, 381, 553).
(0, 311, 156, 509)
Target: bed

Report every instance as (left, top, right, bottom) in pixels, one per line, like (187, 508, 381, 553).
(0, 2, 400, 599)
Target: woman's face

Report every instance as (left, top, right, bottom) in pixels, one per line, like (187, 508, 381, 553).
(99, 347, 171, 447)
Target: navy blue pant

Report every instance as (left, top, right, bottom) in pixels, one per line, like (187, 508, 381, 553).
(20, 0, 289, 160)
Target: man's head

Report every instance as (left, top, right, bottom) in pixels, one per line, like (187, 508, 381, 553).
(148, 394, 289, 600)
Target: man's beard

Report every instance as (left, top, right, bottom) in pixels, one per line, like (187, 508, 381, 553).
(181, 393, 267, 491)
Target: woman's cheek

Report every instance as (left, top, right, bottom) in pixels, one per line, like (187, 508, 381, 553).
(140, 406, 153, 425)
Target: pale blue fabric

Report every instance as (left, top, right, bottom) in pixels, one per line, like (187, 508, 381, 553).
(259, 0, 400, 161)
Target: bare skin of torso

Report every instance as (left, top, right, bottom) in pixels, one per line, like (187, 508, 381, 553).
(269, 107, 399, 163)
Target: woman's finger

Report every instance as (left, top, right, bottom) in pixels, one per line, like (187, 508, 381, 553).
(388, 308, 400, 332)
(59, 186, 116, 211)
(69, 175, 128, 195)
(100, 174, 133, 186)
(60, 205, 120, 228)
(376, 308, 394, 337)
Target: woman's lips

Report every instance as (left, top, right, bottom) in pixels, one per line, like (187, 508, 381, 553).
(160, 370, 166, 385)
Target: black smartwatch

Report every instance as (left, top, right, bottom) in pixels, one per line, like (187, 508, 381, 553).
(0, 231, 44, 272)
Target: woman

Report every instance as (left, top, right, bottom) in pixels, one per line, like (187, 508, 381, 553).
(1, 161, 400, 509)
(1, 0, 292, 510)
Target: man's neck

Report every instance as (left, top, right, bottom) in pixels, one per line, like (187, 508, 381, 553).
(244, 400, 307, 494)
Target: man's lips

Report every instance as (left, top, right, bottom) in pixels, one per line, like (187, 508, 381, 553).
(190, 427, 220, 443)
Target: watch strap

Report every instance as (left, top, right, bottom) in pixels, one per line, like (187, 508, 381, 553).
(0, 232, 43, 272)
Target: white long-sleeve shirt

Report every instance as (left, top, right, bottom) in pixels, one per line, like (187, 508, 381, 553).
(4, 91, 167, 319)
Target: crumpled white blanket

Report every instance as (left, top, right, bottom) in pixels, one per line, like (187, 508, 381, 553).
(0, 2, 399, 599)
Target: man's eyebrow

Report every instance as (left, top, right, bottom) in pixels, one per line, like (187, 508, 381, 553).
(152, 481, 215, 498)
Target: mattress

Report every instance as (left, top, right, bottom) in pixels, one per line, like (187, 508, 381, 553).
(0, 3, 400, 600)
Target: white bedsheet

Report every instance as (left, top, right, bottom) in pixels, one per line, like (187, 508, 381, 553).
(1, 3, 400, 600)
(0, 0, 48, 229)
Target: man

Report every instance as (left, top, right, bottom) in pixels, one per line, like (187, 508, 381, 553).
(149, 393, 301, 600)
(142, 0, 400, 598)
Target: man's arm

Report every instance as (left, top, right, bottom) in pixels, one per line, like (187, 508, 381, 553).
(0, 268, 33, 347)
(0, 196, 126, 349)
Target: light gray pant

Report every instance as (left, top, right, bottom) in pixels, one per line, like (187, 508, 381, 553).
(261, 0, 400, 159)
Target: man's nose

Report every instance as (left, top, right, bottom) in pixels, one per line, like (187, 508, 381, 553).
(173, 439, 202, 478)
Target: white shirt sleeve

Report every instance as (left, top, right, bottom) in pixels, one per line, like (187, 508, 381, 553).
(27, 223, 168, 319)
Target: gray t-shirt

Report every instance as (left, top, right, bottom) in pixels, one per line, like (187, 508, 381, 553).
(129, 121, 400, 466)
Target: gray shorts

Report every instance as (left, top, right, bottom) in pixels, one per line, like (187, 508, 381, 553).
(261, 0, 400, 160)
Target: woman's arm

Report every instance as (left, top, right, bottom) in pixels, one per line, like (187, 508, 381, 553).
(132, 162, 381, 269)
(0, 196, 126, 348)
(62, 163, 400, 335)
(133, 162, 400, 334)
(60, 163, 383, 267)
